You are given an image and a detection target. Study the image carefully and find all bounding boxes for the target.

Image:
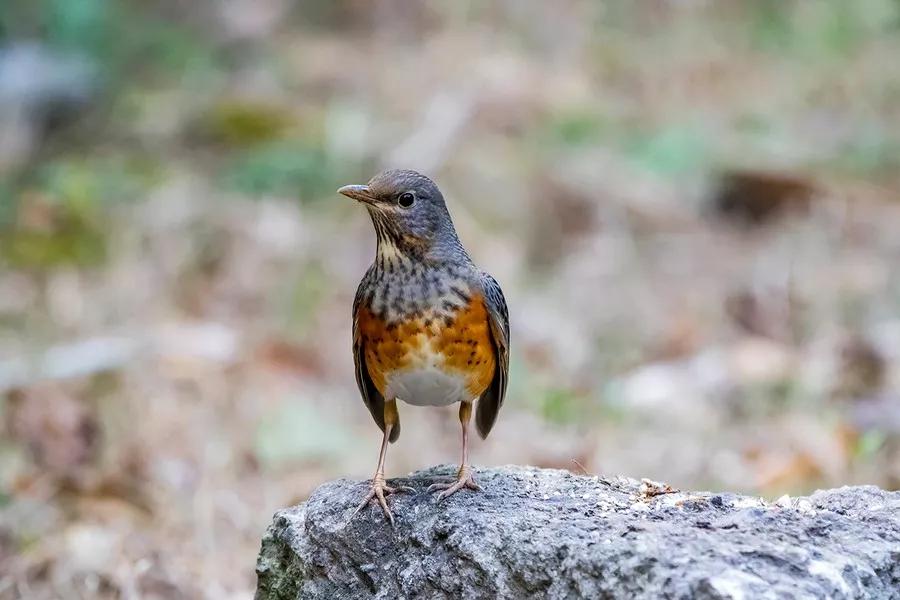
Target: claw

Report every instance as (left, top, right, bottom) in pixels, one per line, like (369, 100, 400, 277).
(427, 475, 457, 483)
(428, 467, 481, 501)
(350, 475, 415, 526)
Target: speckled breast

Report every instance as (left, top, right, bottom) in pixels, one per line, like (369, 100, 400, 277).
(356, 294, 496, 406)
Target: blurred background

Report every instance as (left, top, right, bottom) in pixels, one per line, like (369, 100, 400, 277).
(2, 0, 900, 597)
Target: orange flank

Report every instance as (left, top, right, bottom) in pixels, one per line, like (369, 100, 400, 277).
(356, 294, 497, 400)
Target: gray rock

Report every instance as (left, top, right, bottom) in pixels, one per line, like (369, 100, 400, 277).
(255, 465, 900, 599)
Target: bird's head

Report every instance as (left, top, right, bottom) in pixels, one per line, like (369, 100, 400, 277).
(338, 169, 460, 260)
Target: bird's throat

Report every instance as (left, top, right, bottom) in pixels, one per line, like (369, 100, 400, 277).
(374, 229, 429, 269)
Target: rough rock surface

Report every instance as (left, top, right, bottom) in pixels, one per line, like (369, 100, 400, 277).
(255, 465, 900, 599)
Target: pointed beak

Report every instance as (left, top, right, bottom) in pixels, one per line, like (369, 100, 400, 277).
(337, 184, 375, 205)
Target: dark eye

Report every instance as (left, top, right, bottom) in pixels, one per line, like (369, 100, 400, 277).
(398, 192, 415, 208)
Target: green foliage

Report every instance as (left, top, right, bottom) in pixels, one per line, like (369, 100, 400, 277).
(0, 0, 114, 55)
(0, 436, 25, 509)
(36, 155, 160, 206)
(546, 111, 610, 146)
(734, 113, 775, 136)
(222, 141, 340, 200)
(287, 263, 328, 332)
(118, 18, 221, 79)
(854, 430, 887, 459)
(742, 378, 806, 418)
(536, 388, 585, 426)
(0, 200, 107, 270)
(832, 129, 900, 175)
(2, 0, 221, 81)
(750, 0, 900, 56)
(625, 124, 710, 176)
(42, 0, 116, 58)
(540, 109, 711, 177)
(750, 0, 795, 51)
(199, 102, 295, 148)
(0, 155, 158, 269)
(0, 184, 16, 227)
(254, 403, 358, 468)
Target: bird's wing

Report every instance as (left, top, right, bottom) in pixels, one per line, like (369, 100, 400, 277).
(352, 272, 400, 442)
(475, 272, 509, 439)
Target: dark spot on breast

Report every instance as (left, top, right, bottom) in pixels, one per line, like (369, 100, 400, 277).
(442, 300, 456, 312)
(424, 318, 433, 327)
(443, 315, 455, 327)
(450, 286, 471, 303)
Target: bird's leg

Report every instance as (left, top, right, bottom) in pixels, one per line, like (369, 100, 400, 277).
(429, 401, 482, 500)
(352, 399, 413, 526)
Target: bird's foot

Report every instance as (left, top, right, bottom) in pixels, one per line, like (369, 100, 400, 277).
(427, 465, 481, 501)
(351, 473, 414, 526)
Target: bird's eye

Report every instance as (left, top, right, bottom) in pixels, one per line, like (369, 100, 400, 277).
(398, 192, 415, 208)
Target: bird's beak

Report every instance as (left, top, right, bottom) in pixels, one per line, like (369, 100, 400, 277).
(337, 184, 375, 205)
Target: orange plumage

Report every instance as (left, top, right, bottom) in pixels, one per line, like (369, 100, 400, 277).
(356, 294, 496, 400)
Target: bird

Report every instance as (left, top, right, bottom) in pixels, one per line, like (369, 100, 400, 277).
(338, 169, 509, 525)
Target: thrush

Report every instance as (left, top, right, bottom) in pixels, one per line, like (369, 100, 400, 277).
(338, 169, 509, 525)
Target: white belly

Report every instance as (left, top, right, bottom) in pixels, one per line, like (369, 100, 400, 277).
(386, 366, 467, 407)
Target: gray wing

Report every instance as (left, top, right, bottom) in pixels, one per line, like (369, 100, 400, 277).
(475, 272, 510, 439)
(352, 271, 399, 442)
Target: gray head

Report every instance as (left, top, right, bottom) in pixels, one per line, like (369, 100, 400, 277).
(338, 169, 465, 262)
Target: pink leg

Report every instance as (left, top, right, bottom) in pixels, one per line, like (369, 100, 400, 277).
(428, 401, 481, 500)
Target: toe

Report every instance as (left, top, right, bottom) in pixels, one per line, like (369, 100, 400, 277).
(383, 483, 416, 494)
(374, 488, 394, 526)
(350, 476, 411, 526)
(431, 473, 482, 501)
(436, 482, 465, 502)
(351, 489, 375, 519)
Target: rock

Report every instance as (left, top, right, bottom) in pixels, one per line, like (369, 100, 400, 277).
(255, 465, 900, 599)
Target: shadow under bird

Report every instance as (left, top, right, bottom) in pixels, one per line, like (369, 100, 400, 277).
(338, 169, 510, 524)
